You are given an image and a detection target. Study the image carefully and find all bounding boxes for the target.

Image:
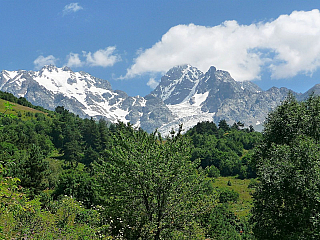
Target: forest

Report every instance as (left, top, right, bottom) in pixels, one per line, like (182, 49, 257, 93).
(1, 90, 320, 239)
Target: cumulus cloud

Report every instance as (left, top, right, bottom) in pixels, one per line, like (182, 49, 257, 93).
(63, 3, 83, 15)
(66, 53, 83, 67)
(126, 9, 320, 81)
(147, 78, 159, 89)
(34, 55, 58, 69)
(83, 47, 121, 67)
(64, 47, 121, 68)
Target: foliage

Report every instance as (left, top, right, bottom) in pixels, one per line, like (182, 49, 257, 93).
(218, 188, 239, 203)
(0, 92, 262, 239)
(54, 166, 97, 208)
(251, 95, 320, 239)
(94, 124, 214, 239)
(201, 204, 252, 240)
(0, 185, 101, 239)
(186, 120, 262, 177)
(19, 144, 48, 197)
(205, 164, 220, 178)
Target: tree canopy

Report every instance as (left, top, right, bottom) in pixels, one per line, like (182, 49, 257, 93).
(251, 94, 320, 239)
(94, 124, 214, 239)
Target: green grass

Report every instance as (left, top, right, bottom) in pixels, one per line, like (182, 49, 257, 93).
(0, 99, 48, 121)
(213, 176, 255, 218)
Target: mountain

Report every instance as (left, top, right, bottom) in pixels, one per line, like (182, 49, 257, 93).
(151, 64, 299, 132)
(0, 64, 306, 134)
(0, 65, 174, 133)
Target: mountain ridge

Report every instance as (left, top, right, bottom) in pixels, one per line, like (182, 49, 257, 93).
(0, 64, 308, 133)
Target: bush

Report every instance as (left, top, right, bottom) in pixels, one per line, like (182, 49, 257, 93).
(248, 178, 258, 189)
(218, 188, 239, 203)
(206, 165, 220, 178)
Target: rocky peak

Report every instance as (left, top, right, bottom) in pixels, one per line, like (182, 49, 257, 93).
(38, 65, 59, 78)
(41, 65, 58, 72)
(164, 64, 189, 78)
(62, 66, 73, 72)
(301, 84, 320, 99)
(161, 64, 203, 83)
(196, 67, 238, 95)
(207, 66, 217, 74)
(151, 64, 203, 104)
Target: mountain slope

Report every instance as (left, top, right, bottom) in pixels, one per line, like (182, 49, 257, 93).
(298, 84, 320, 101)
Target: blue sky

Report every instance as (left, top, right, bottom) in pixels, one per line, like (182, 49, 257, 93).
(1, 1, 320, 97)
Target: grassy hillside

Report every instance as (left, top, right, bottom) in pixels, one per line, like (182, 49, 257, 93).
(213, 176, 255, 218)
(0, 98, 47, 120)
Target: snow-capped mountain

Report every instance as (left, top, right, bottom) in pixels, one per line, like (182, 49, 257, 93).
(0, 64, 304, 134)
(0, 65, 174, 133)
(151, 64, 297, 132)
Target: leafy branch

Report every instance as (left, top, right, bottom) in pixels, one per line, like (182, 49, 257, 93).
(0, 101, 16, 119)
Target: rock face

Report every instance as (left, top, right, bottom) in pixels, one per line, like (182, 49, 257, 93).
(0, 64, 308, 134)
(151, 65, 204, 105)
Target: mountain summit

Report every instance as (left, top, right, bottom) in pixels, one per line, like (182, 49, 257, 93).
(0, 64, 303, 133)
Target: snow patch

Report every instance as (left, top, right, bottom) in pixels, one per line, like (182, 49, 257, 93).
(0, 71, 18, 90)
(158, 100, 215, 136)
(6, 70, 19, 80)
(140, 98, 147, 107)
(192, 92, 209, 106)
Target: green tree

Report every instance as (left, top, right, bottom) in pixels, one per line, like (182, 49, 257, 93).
(251, 95, 320, 239)
(82, 117, 100, 150)
(218, 119, 230, 132)
(54, 168, 97, 208)
(97, 118, 111, 152)
(63, 140, 82, 167)
(252, 137, 320, 239)
(94, 125, 213, 239)
(201, 204, 250, 239)
(20, 144, 48, 196)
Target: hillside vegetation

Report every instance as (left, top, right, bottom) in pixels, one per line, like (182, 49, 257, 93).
(1, 90, 320, 239)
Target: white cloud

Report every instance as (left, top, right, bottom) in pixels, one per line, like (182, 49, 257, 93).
(34, 55, 58, 69)
(34, 47, 121, 70)
(63, 3, 83, 15)
(83, 46, 121, 67)
(63, 47, 121, 68)
(33, 46, 121, 69)
(147, 78, 159, 89)
(66, 53, 83, 67)
(126, 9, 320, 81)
